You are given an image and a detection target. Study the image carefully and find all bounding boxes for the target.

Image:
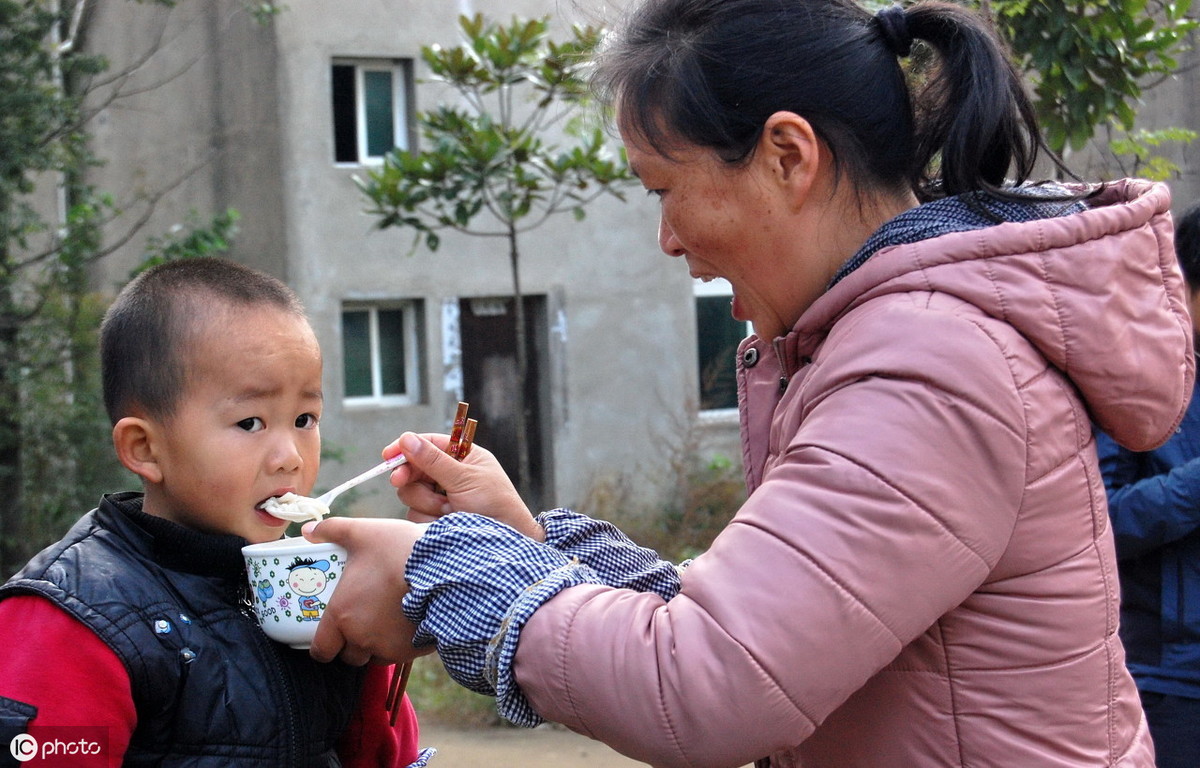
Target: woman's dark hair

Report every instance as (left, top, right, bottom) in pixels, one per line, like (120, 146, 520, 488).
(591, 0, 1064, 201)
(99, 257, 306, 425)
(1176, 202, 1200, 292)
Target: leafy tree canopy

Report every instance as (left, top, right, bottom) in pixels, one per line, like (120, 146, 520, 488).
(358, 14, 633, 252)
(988, 0, 1196, 153)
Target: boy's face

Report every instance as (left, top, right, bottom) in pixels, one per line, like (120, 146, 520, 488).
(145, 304, 323, 544)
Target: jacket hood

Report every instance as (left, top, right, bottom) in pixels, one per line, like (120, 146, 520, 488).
(795, 179, 1194, 451)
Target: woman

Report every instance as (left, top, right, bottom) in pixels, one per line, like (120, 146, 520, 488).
(306, 1, 1194, 765)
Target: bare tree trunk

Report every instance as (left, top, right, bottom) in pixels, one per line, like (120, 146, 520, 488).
(508, 223, 533, 503)
(0, 290, 23, 578)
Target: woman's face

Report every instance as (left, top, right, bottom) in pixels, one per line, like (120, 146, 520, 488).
(622, 123, 832, 341)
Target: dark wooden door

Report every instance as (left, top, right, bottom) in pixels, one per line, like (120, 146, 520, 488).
(459, 295, 547, 508)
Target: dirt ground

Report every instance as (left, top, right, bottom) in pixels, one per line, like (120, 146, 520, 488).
(420, 723, 756, 767)
(420, 723, 651, 767)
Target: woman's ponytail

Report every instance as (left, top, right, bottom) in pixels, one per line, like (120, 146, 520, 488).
(904, 1, 1048, 199)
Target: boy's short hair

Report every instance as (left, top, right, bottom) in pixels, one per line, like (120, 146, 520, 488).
(1177, 202, 1200, 293)
(100, 257, 306, 425)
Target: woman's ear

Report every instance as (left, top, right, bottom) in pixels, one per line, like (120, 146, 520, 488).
(112, 417, 163, 485)
(759, 111, 824, 206)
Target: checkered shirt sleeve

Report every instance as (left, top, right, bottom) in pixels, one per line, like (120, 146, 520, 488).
(401, 510, 682, 727)
(402, 513, 602, 725)
(537, 508, 682, 599)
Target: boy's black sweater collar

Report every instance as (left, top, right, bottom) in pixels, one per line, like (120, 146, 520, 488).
(101, 491, 250, 579)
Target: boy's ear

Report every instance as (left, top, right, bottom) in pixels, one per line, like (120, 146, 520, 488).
(112, 417, 163, 485)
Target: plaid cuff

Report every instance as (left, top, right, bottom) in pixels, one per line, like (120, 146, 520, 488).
(538, 508, 682, 600)
(402, 513, 602, 714)
(406, 747, 437, 767)
(486, 557, 599, 726)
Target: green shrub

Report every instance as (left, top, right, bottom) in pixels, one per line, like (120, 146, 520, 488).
(405, 656, 504, 727)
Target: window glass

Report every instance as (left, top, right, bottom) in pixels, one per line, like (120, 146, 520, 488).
(331, 60, 408, 164)
(363, 70, 395, 159)
(696, 294, 744, 411)
(331, 64, 357, 163)
(342, 301, 423, 404)
(342, 310, 371, 397)
(377, 308, 407, 395)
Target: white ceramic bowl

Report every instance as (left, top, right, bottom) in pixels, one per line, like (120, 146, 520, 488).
(241, 538, 347, 649)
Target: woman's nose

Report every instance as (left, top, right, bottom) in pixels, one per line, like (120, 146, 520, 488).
(659, 216, 685, 257)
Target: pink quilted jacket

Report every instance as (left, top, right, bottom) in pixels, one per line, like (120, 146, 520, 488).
(514, 180, 1194, 767)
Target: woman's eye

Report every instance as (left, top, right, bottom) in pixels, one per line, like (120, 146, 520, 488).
(296, 413, 319, 429)
(237, 417, 265, 433)
(645, 189, 664, 199)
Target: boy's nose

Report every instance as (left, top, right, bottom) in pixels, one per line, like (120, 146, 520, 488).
(272, 438, 305, 474)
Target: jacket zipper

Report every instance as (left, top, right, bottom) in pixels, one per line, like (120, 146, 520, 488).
(238, 579, 301, 764)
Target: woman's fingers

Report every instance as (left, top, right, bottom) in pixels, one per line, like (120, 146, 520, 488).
(302, 517, 428, 665)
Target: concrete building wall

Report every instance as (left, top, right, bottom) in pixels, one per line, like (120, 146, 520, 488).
(82, 0, 699, 517)
(82, 1, 288, 282)
(270, 1, 695, 514)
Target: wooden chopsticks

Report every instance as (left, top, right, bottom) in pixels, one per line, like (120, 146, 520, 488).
(447, 400, 477, 461)
(457, 418, 477, 460)
(384, 659, 413, 725)
(386, 401, 477, 724)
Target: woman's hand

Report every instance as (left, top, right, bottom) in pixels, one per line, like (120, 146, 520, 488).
(384, 432, 544, 541)
(302, 517, 434, 666)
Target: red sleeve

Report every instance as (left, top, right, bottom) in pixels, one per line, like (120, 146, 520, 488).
(0, 596, 419, 767)
(0, 595, 135, 767)
(338, 663, 422, 767)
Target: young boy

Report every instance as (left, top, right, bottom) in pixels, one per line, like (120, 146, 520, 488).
(0, 258, 431, 767)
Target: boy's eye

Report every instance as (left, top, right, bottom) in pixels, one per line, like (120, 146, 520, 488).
(237, 417, 265, 433)
(296, 413, 319, 429)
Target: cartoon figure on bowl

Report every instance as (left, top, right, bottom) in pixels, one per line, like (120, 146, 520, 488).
(288, 556, 332, 621)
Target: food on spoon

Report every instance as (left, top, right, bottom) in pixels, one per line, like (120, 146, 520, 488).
(261, 492, 330, 522)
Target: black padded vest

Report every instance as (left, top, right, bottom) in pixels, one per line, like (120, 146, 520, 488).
(0, 492, 365, 767)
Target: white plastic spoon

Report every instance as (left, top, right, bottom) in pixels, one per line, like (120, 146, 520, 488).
(261, 454, 409, 522)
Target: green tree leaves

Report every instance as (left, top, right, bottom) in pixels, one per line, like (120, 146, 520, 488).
(358, 14, 635, 499)
(988, 0, 1197, 153)
(360, 14, 632, 251)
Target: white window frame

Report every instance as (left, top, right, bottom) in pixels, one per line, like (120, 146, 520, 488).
(333, 59, 410, 166)
(342, 302, 421, 407)
(694, 278, 750, 419)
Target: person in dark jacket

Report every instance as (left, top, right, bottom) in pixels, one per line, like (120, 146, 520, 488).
(0, 258, 431, 767)
(1096, 200, 1200, 768)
